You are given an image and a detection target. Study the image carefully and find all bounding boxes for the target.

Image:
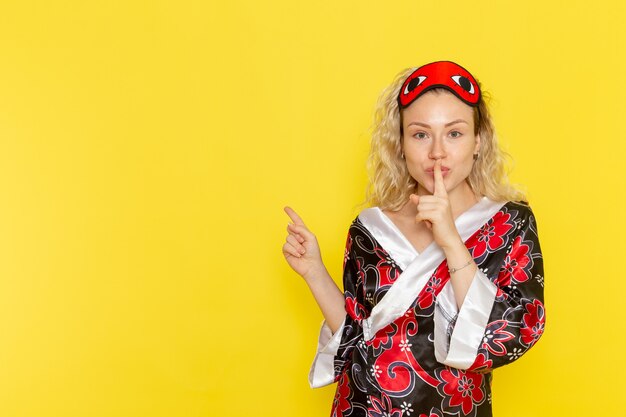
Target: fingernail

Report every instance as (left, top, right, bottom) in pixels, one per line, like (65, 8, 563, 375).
(300, 248, 306, 254)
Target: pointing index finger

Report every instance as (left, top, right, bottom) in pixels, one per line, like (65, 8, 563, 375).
(433, 159, 447, 197)
(284, 206, 306, 226)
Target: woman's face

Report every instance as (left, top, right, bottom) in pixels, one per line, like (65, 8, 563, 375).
(401, 90, 480, 198)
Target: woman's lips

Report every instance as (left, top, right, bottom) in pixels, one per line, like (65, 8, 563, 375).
(425, 167, 450, 176)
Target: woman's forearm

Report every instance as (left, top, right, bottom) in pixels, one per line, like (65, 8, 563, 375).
(442, 241, 478, 309)
(303, 266, 346, 334)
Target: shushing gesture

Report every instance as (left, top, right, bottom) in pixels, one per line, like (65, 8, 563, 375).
(409, 159, 463, 250)
(282, 206, 325, 280)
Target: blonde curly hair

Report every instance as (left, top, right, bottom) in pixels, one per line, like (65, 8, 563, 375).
(362, 67, 527, 211)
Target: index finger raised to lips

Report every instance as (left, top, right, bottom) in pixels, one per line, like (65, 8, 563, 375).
(433, 159, 447, 197)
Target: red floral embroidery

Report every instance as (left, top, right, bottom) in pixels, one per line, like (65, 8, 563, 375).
(374, 247, 400, 286)
(417, 274, 442, 310)
(481, 320, 514, 356)
(332, 372, 352, 417)
(496, 235, 532, 286)
(520, 299, 545, 347)
(436, 367, 485, 416)
(466, 211, 513, 259)
(467, 352, 493, 373)
(370, 324, 396, 350)
(367, 391, 403, 417)
(345, 296, 367, 321)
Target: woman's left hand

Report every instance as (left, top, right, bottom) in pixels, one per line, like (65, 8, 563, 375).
(409, 159, 463, 250)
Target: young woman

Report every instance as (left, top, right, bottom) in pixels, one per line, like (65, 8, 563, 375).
(282, 60, 545, 417)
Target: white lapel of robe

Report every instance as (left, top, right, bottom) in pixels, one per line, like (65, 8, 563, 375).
(357, 196, 506, 341)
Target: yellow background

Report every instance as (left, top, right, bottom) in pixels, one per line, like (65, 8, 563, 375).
(0, 1, 624, 416)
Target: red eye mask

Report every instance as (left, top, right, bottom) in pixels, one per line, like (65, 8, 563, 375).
(397, 60, 481, 108)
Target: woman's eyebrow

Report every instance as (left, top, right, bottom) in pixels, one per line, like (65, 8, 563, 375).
(407, 119, 469, 128)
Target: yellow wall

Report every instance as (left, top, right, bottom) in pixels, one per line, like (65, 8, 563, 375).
(0, 1, 624, 416)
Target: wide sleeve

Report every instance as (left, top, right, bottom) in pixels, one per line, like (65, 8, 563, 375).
(308, 221, 365, 388)
(434, 204, 546, 371)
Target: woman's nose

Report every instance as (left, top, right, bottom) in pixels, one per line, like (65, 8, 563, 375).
(428, 138, 446, 159)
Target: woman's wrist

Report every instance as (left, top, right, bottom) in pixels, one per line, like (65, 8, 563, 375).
(439, 234, 466, 252)
(302, 263, 330, 283)
(441, 238, 474, 266)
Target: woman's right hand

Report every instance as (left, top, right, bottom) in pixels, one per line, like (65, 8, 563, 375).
(282, 206, 325, 280)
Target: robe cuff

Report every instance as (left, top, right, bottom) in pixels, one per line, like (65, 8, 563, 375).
(308, 317, 345, 388)
(434, 269, 497, 369)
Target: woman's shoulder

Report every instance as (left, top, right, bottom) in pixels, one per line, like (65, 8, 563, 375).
(498, 199, 540, 232)
(344, 206, 382, 236)
(501, 199, 534, 215)
(356, 205, 382, 217)
(354, 205, 394, 227)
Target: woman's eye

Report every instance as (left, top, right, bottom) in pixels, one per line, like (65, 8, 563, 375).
(414, 132, 428, 140)
(450, 131, 462, 138)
